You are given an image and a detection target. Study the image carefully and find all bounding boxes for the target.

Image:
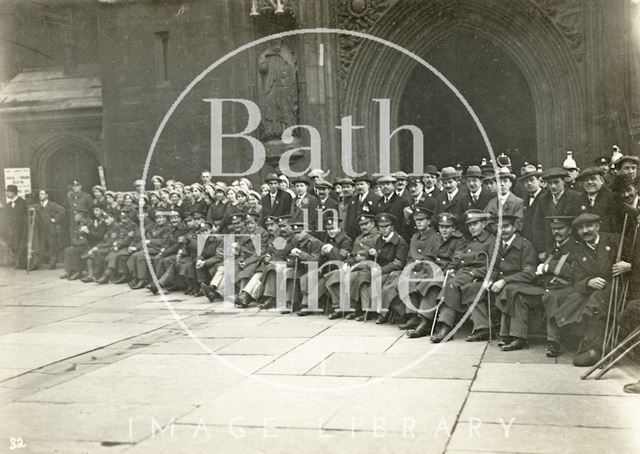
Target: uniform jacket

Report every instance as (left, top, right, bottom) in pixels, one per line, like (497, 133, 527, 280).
(373, 231, 409, 275)
(132, 222, 174, 254)
(347, 229, 380, 265)
(434, 231, 467, 271)
(287, 233, 323, 274)
(537, 238, 580, 289)
(435, 189, 466, 227)
(87, 217, 108, 247)
(67, 191, 92, 216)
(450, 230, 496, 279)
(577, 189, 617, 233)
(539, 188, 583, 250)
(573, 233, 619, 294)
(206, 200, 227, 225)
(320, 231, 353, 265)
(199, 234, 224, 268)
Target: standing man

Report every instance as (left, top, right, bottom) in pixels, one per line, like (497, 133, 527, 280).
(4, 185, 29, 269)
(392, 171, 412, 203)
(261, 173, 292, 222)
(34, 189, 66, 269)
(461, 166, 493, 211)
(615, 155, 639, 180)
(67, 180, 93, 229)
(539, 167, 583, 250)
(422, 165, 443, 199)
(484, 167, 524, 235)
(375, 175, 408, 234)
(344, 174, 379, 240)
(290, 176, 319, 230)
(576, 167, 617, 233)
(315, 179, 339, 214)
(519, 165, 546, 259)
(435, 167, 466, 225)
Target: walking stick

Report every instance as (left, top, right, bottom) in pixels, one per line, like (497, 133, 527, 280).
(430, 269, 451, 338)
(26, 206, 36, 273)
(290, 257, 298, 315)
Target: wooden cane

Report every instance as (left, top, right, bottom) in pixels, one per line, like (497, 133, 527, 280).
(290, 257, 298, 315)
(602, 213, 628, 356)
(26, 206, 36, 273)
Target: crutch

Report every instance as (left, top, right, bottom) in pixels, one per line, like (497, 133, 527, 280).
(602, 213, 628, 356)
(581, 325, 640, 380)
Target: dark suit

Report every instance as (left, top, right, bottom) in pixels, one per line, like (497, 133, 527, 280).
(577, 189, 617, 233)
(290, 192, 319, 230)
(539, 189, 583, 250)
(261, 189, 293, 222)
(344, 191, 380, 239)
(35, 200, 66, 266)
(460, 188, 493, 212)
(521, 189, 546, 255)
(434, 189, 467, 230)
(3, 197, 29, 268)
(375, 193, 407, 233)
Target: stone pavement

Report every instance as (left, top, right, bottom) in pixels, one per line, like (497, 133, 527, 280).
(0, 268, 639, 454)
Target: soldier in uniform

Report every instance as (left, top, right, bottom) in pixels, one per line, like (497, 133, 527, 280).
(67, 180, 93, 231)
(256, 215, 295, 309)
(234, 213, 269, 308)
(96, 210, 137, 284)
(551, 213, 630, 366)
(536, 216, 580, 357)
(81, 210, 119, 283)
(111, 209, 150, 284)
(325, 213, 379, 319)
(482, 214, 540, 351)
(198, 221, 226, 302)
(431, 209, 496, 343)
(126, 211, 174, 289)
(288, 222, 324, 315)
(357, 213, 408, 324)
(309, 215, 353, 315)
(61, 210, 90, 280)
(381, 207, 440, 336)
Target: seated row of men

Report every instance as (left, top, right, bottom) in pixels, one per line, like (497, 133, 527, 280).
(59, 180, 638, 367)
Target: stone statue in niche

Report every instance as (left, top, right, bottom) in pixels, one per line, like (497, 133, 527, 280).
(258, 38, 298, 141)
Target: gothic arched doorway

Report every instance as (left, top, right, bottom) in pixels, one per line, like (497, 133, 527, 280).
(398, 28, 537, 170)
(33, 136, 101, 204)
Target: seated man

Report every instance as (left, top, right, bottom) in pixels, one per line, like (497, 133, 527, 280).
(551, 213, 631, 367)
(81, 210, 119, 283)
(97, 209, 138, 284)
(537, 216, 580, 357)
(431, 209, 496, 343)
(258, 215, 295, 309)
(358, 213, 408, 324)
(325, 213, 379, 319)
(401, 211, 466, 338)
(61, 211, 90, 280)
(198, 220, 226, 302)
(234, 213, 269, 308)
(484, 215, 540, 351)
(126, 211, 174, 289)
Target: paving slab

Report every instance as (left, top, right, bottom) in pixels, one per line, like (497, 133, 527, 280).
(448, 422, 640, 453)
(123, 425, 448, 454)
(460, 391, 640, 429)
(472, 362, 636, 396)
(324, 377, 471, 433)
(306, 352, 480, 379)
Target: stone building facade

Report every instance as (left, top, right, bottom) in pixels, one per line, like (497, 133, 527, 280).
(0, 0, 638, 198)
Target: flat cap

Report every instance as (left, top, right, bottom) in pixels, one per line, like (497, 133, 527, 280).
(391, 171, 408, 180)
(576, 167, 604, 181)
(314, 179, 333, 190)
(376, 175, 397, 184)
(572, 213, 600, 227)
(542, 167, 569, 180)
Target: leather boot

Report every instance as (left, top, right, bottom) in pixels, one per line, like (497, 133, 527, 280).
(398, 314, 421, 330)
(113, 274, 130, 284)
(81, 260, 95, 282)
(201, 283, 219, 302)
(131, 280, 147, 290)
(501, 337, 528, 351)
(465, 329, 490, 342)
(407, 318, 432, 338)
(572, 348, 600, 367)
(96, 269, 113, 284)
(430, 323, 453, 343)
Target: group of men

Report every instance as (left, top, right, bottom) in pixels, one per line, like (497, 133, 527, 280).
(2, 151, 639, 368)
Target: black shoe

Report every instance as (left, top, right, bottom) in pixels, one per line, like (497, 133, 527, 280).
(258, 298, 275, 309)
(501, 338, 528, 351)
(407, 319, 431, 338)
(130, 280, 147, 290)
(345, 312, 359, 320)
(297, 309, 312, 316)
(375, 313, 389, 324)
(430, 323, 452, 343)
(398, 314, 421, 330)
(355, 314, 366, 322)
(572, 348, 600, 367)
(545, 341, 560, 358)
(465, 329, 489, 342)
(96, 275, 110, 285)
(113, 275, 129, 284)
(328, 311, 343, 320)
(59, 273, 69, 279)
(147, 283, 158, 295)
(81, 275, 95, 283)
(68, 272, 81, 280)
(498, 336, 512, 347)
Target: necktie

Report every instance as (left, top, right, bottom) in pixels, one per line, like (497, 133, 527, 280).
(589, 195, 595, 207)
(502, 241, 508, 255)
(472, 194, 477, 203)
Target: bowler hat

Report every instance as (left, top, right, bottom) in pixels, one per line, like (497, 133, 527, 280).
(440, 167, 460, 181)
(264, 173, 280, 183)
(6, 184, 18, 193)
(291, 176, 310, 186)
(519, 164, 542, 180)
(353, 173, 372, 184)
(463, 165, 483, 179)
(424, 165, 439, 176)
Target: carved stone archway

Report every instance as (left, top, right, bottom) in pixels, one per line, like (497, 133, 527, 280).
(32, 134, 101, 201)
(339, 0, 587, 171)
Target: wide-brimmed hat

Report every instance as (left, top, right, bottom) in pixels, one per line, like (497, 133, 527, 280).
(576, 167, 605, 181)
(519, 164, 542, 180)
(463, 165, 483, 179)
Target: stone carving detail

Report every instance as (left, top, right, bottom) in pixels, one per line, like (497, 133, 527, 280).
(337, 0, 393, 90)
(258, 38, 299, 141)
(533, 0, 585, 61)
